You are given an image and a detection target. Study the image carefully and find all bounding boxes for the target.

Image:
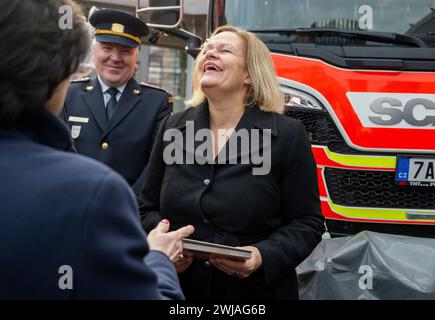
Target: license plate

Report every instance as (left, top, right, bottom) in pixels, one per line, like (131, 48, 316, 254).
(396, 157, 435, 187)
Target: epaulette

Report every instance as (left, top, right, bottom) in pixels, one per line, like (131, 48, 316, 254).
(140, 82, 171, 95)
(70, 76, 91, 83)
(140, 82, 173, 104)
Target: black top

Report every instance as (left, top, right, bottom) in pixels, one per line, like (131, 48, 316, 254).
(140, 102, 325, 299)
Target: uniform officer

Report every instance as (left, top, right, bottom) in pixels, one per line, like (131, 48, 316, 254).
(61, 9, 173, 194)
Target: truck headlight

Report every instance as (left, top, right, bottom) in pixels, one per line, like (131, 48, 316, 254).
(280, 86, 325, 112)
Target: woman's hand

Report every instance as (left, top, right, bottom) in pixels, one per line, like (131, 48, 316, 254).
(174, 255, 194, 273)
(147, 219, 194, 258)
(209, 246, 262, 279)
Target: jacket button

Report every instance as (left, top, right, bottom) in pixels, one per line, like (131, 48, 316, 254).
(101, 142, 109, 150)
(203, 178, 210, 186)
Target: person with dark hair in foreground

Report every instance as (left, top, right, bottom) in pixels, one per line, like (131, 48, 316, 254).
(0, 0, 193, 299)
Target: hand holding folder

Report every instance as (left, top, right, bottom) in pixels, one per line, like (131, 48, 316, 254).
(181, 238, 252, 261)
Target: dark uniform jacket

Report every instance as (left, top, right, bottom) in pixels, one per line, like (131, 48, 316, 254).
(0, 108, 183, 299)
(140, 101, 325, 300)
(61, 77, 173, 194)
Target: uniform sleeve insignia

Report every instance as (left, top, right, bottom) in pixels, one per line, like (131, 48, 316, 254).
(168, 95, 174, 104)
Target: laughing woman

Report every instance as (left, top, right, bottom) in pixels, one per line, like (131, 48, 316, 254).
(140, 25, 325, 300)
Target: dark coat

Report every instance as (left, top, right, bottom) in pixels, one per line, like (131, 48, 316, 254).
(0, 108, 183, 299)
(61, 77, 172, 194)
(140, 102, 325, 300)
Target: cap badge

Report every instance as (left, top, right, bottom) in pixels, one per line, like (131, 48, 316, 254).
(111, 23, 125, 33)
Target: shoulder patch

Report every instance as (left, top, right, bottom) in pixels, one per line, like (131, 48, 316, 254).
(140, 82, 171, 95)
(70, 76, 91, 83)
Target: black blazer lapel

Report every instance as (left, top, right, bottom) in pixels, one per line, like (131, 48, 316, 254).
(81, 78, 107, 131)
(191, 102, 213, 164)
(167, 102, 213, 165)
(170, 102, 278, 165)
(175, 102, 213, 164)
(103, 78, 141, 137)
(222, 104, 278, 164)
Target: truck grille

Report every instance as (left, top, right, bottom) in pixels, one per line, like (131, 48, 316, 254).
(286, 109, 435, 210)
(284, 108, 341, 145)
(285, 108, 387, 154)
(325, 168, 435, 209)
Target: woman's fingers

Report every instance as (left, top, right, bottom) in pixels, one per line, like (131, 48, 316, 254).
(210, 256, 243, 270)
(209, 260, 231, 274)
(210, 260, 248, 278)
(169, 240, 184, 261)
(209, 258, 237, 275)
(209, 256, 254, 278)
(175, 256, 193, 273)
(147, 222, 195, 257)
(153, 219, 170, 233)
(171, 225, 195, 239)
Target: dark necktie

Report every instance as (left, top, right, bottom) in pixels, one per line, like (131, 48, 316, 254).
(106, 87, 119, 121)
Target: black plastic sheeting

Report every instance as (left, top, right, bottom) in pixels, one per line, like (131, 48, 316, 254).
(296, 231, 435, 299)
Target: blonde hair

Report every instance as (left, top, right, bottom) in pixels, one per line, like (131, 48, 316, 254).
(188, 25, 284, 114)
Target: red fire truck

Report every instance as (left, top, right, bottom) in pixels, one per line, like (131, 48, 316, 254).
(142, 0, 435, 237)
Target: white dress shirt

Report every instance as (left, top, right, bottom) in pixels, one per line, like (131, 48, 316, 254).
(98, 75, 127, 107)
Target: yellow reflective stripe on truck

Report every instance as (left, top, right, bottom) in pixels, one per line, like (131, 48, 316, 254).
(327, 200, 435, 222)
(324, 147, 396, 169)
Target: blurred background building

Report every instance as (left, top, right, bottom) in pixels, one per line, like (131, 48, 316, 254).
(79, 0, 208, 112)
